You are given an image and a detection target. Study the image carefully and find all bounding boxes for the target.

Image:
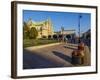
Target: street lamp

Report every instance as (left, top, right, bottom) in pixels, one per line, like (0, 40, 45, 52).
(78, 14, 82, 43)
(71, 14, 85, 65)
(78, 14, 85, 51)
(61, 27, 64, 42)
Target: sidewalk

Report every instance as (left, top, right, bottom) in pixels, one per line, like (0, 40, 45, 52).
(25, 42, 62, 50)
(23, 43, 74, 69)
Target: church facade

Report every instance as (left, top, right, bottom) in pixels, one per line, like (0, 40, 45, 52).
(26, 18, 54, 38)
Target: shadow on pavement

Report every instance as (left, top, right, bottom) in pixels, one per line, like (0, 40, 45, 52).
(52, 51, 72, 64)
(63, 46, 77, 50)
(23, 49, 64, 69)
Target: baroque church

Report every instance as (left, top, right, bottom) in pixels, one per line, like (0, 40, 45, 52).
(25, 18, 76, 40)
(26, 18, 54, 38)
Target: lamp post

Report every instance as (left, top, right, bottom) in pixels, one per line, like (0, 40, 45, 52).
(78, 14, 82, 43)
(71, 14, 85, 65)
(61, 27, 64, 42)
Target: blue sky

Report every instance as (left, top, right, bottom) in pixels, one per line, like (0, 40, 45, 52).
(23, 10, 91, 35)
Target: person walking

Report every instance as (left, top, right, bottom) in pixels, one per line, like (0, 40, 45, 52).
(64, 37, 68, 44)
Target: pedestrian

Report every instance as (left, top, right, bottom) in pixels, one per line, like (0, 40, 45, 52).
(64, 37, 68, 44)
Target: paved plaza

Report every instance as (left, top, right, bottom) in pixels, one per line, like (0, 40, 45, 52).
(23, 43, 90, 69)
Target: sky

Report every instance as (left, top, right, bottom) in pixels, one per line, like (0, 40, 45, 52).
(23, 10, 91, 35)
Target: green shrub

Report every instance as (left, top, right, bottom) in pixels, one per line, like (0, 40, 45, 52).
(29, 27, 38, 39)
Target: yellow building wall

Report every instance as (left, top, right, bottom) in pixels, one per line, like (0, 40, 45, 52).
(28, 20, 54, 38)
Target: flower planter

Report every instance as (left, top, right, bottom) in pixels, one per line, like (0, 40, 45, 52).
(72, 55, 83, 65)
(72, 50, 84, 65)
(78, 42, 85, 50)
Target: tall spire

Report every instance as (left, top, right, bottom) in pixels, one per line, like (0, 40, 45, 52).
(27, 17, 33, 26)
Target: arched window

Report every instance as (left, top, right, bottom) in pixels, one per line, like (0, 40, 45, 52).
(66, 35, 71, 39)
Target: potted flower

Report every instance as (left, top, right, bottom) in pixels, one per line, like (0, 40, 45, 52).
(72, 42, 85, 65)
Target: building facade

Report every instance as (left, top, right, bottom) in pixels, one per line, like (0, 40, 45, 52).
(54, 29, 76, 43)
(26, 18, 54, 38)
(61, 29, 76, 39)
(82, 29, 90, 39)
(81, 29, 91, 47)
(54, 29, 76, 39)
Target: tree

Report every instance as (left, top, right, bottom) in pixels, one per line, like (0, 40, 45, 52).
(40, 26, 43, 37)
(23, 21, 30, 39)
(29, 27, 38, 39)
